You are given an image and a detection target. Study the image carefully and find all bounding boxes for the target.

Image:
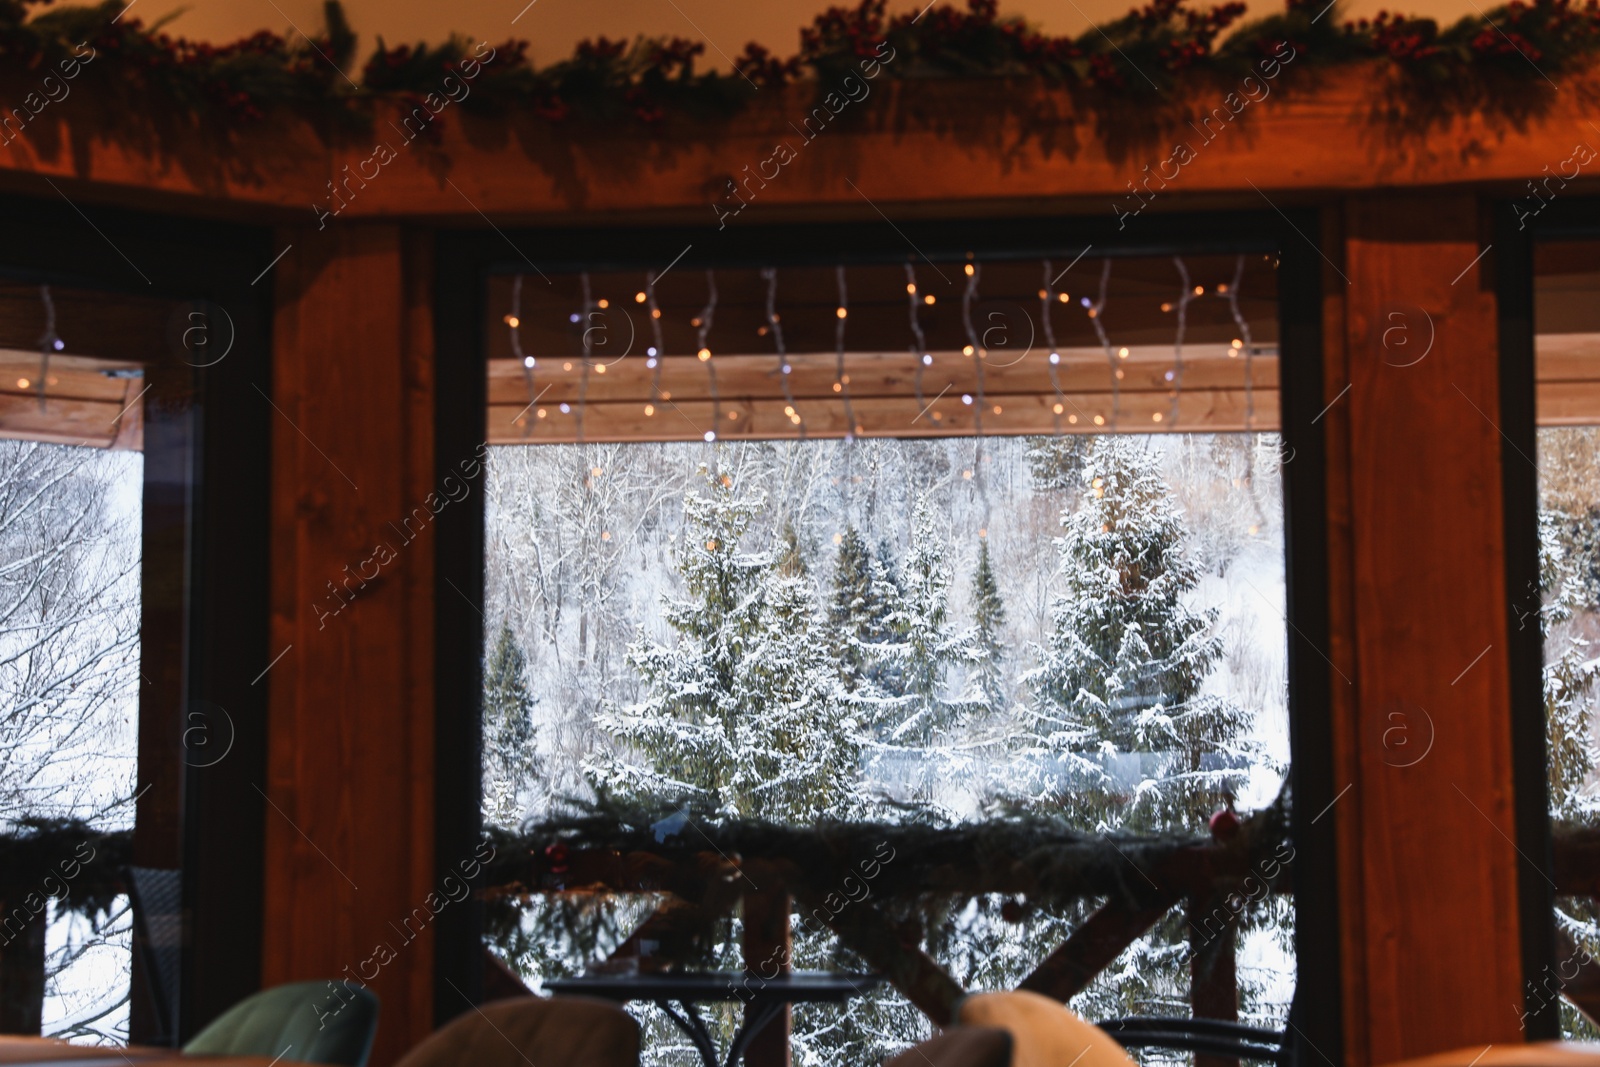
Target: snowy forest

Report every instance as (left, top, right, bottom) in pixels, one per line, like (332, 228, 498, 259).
(481, 430, 1297, 1065)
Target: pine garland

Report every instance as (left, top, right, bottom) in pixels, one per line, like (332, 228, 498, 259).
(0, 820, 131, 921)
(0, 0, 1593, 140)
(480, 789, 1294, 914)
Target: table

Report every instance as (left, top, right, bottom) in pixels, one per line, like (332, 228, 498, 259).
(0, 1037, 308, 1067)
(545, 970, 880, 1067)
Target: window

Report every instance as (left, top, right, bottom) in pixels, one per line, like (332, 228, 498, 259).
(477, 246, 1297, 1063)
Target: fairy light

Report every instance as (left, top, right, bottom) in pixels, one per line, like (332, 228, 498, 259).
(1040, 259, 1072, 435)
(697, 269, 721, 443)
(762, 266, 803, 439)
(1169, 255, 1196, 428)
(836, 265, 857, 442)
(508, 274, 537, 440)
(960, 260, 993, 535)
(574, 271, 594, 444)
(1221, 253, 1268, 538)
(645, 269, 666, 415)
(1087, 259, 1121, 430)
(906, 262, 930, 418)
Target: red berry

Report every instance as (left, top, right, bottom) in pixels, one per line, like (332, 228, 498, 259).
(1209, 808, 1241, 841)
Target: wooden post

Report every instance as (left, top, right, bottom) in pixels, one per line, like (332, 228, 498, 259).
(0, 906, 45, 1034)
(1331, 192, 1528, 1062)
(1187, 895, 1238, 1067)
(263, 223, 437, 1067)
(743, 889, 792, 1067)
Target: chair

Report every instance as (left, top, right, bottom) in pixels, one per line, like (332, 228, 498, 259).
(393, 996, 639, 1067)
(885, 1027, 1014, 1067)
(184, 980, 380, 1067)
(954, 991, 1138, 1067)
(1098, 1017, 1288, 1062)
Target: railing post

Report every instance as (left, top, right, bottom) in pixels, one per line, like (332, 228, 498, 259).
(742, 889, 791, 1067)
(1187, 894, 1238, 1067)
(0, 903, 46, 1034)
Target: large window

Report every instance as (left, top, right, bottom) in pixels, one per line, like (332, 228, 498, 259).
(0, 281, 149, 1041)
(478, 248, 1296, 1063)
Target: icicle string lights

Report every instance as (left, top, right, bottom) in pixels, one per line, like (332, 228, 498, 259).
(1170, 256, 1195, 429)
(36, 284, 60, 414)
(906, 262, 930, 420)
(961, 259, 986, 438)
(762, 267, 803, 438)
(836, 265, 857, 442)
(1223, 254, 1256, 432)
(574, 272, 595, 444)
(1040, 259, 1080, 434)
(960, 259, 992, 532)
(508, 274, 539, 439)
(645, 269, 665, 418)
(1088, 259, 1119, 430)
(696, 269, 720, 443)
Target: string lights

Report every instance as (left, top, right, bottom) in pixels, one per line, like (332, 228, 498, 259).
(1169, 257, 1197, 428)
(762, 267, 803, 438)
(575, 271, 594, 444)
(507, 274, 540, 438)
(905, 263, 932, 423)
(1221, 254, 1256, 432)
(644, 269, 665, 419)
(1039, 260, 1081, 432)
(696, 270, 720, 443)
(836, 265, 857, 441)
(960, 257, 992, 533)
(36, 284, 61, 413)
(1087, 259, 1119, 430)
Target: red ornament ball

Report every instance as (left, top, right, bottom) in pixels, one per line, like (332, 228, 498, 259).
(544, 841, 571, 873)
(1209, 808, 1241, 841)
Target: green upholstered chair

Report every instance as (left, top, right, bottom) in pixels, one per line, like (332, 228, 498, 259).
(184, 980, 380, 1067)
(393, 996, 638, 1067)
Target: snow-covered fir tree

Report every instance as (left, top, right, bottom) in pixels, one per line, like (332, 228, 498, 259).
(881, 497, 974, 746)
(483, 624, 542, 829)
(966, 539, 1008, 714)
(828, 526, 896, 693)
(1024, 436, 1253, 832)
(588, 469, 864, 820)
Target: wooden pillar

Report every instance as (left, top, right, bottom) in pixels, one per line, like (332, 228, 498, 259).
(265, 223, 437, 1067)
(743, 890, 792, 1067)
(1187, 894, 1237, 1067)
(1332, 193, 1527, 1062)
(0, 908, 45, 1034)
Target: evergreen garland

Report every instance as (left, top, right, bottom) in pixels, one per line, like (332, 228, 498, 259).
(0, 0, 1593, 142)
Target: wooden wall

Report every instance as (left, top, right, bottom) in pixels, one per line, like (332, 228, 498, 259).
(264, 223, 438, 1065)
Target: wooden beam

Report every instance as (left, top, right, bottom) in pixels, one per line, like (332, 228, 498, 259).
(9, 72, 1600, 223)
(264, 224, 437, 1067)
(1336, 193, 1525, 1060)
(1018, 893, 1181, 1002)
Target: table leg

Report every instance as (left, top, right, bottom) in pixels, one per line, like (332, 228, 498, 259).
(725, 1000, 787, 1067)
(655, 999, 720, 1067)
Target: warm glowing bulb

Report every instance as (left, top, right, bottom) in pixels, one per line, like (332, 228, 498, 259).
(1038, 288, 1048, 300)
(964, 264, 975, 276)
(962, 345, 974, 357)
(1118, 347, 1129, 358)
(563, 361, 573, 371)
(1093, 414, 1105, 425)
(1232, 338, 1244, 349)
(1193, 285, 1204, 296)
(504, 314, 520, 328)
(923, 294, 935, 305)
(602, 530, 612, 541)
(597, 298, 609, 309)
(728, 411, 738, 420)
(537, 408, 547, 418)
(906, 283, 917, 294)
(635, 291, 647, 303)
(591, 467, 604, 477)
(1161, 302, 1173, 312)
(17, 378, 29, 388)
(1152, 412, 1163, 422)
(1058, 292, 1070, 303)
(992, 404, 1002, 415)
(1068, 414, 1078, 424)
(644, 403, 655, 415)
(836, 307, 847, 319)
(595, 364, 606, 374)
(833, 382, 843, 392)
(698, 348, 711, 361)
(652, 308, 661, 319)
(1053, 403, 1064, 415)
(962, 469, 973, 479)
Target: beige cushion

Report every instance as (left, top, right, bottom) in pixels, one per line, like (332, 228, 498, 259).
(394, 996, 638, 1067)
(885, 1026, 1013, 1067)
(955, 991, 1136, 1067)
